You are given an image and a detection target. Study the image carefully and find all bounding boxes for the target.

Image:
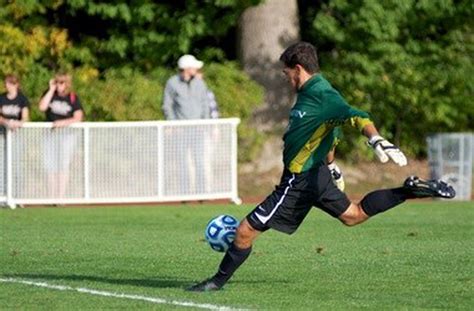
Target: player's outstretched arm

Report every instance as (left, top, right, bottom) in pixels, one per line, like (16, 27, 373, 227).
(362, 123, 407, 166)
(321, 92, 407, 167)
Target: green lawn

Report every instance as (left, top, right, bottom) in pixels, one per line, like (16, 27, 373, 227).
(1, 202, 473, 310)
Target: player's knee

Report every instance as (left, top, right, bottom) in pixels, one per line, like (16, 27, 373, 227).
(235, 221, 255, 240)
(339, 203, 368, 227)
(341, 218, 362, 227)
(234, 219, 259, 249)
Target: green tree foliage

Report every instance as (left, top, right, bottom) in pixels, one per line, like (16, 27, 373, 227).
(2, 0, 471, 162)
(301, 0, 473, 157)
(204, 62, 265, 161)
(0, 0, 261, 70)
(0, 0, 264, 161)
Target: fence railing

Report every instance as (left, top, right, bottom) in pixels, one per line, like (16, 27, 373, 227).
(0, 118, 241, 208)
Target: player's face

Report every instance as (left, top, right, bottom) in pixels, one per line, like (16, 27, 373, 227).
(282, 66, 300, 90)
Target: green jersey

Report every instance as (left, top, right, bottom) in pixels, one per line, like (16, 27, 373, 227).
(283, 74, 373, 173)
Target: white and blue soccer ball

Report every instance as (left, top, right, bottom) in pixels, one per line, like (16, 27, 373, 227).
(205, 215, 239, 252)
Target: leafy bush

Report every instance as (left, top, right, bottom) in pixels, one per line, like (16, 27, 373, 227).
(303, 0, 474, 158)
(75, 67, 167, 121)
(203, 62, 265, 161)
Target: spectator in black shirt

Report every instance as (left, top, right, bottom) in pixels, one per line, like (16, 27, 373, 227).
(0, 74, 29, 129)
(39, 73, 84, 201)
(39, 73, 83, 126)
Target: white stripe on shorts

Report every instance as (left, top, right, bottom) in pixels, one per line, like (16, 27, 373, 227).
(254, 174, 295, 224)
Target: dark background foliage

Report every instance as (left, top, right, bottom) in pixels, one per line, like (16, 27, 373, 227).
(0, 0, 472, 160)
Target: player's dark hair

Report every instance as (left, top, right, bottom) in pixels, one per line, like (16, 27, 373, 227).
(279, 42, 319, 74)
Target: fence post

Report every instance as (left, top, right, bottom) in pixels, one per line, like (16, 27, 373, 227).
(157, 124, 164, 200)
(6, 129, 14, 209)
(84, 126, 90, 201)
(231, 121, 241, 205)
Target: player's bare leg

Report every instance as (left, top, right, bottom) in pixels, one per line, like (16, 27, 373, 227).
(187, 175, 455, 292)
(339, 203, 369, 226)
(233, 219, 261, 248)
(186, 219, 260, 292)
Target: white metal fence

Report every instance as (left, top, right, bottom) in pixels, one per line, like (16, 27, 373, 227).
(0, 119, 240, 207)
(427, 132, 473, 201)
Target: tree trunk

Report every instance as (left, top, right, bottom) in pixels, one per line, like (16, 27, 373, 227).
(238, 0, 300, 129)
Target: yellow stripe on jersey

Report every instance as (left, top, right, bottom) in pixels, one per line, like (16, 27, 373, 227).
(288, 123, 332, 173)
(350, 116, 373, 132)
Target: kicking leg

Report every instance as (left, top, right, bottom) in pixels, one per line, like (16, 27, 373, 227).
(187, 219, 261, 292)
(339, 188, 411, 226)
(339, 175, 456, 226)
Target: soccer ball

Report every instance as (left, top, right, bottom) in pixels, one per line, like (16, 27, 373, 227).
(205, 215, 239, 252)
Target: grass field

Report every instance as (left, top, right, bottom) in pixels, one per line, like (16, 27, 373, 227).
(1, 202, 473, 310)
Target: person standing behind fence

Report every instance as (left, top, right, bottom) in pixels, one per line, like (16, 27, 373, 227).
(195, 69, 221, 192)
(0, 74, 30, 129)
(39, 72, 83, 201)
(163, 54, 210, 120)
(162, 55, 211, 195)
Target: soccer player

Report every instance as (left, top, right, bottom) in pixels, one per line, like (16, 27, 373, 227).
(187, 42, 455, 292)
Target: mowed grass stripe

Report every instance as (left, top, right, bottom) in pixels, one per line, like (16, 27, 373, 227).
(1, 202, 473, 310)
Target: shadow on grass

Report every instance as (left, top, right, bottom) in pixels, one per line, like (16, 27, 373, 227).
(4, 273, 190, 289)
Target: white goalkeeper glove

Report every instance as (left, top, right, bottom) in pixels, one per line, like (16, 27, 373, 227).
(368, 135, 407, 166)
(328, 162, 345, 191)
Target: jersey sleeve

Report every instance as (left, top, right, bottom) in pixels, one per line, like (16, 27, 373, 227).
(321, 90, 373, 132)
(20, 93, 30, 108)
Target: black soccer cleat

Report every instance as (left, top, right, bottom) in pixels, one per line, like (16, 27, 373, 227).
(403, 176, 456, 199)
(186, 278, 222, 292)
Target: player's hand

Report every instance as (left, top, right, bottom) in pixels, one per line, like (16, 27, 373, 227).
(368, 135, 407, 166)
(328, 162, 345, 191)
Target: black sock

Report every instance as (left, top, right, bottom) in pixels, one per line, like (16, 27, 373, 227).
(212, 244, 252, 287)
(361, 187, 417, 217)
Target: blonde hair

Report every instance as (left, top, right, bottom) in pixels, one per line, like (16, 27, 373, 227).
(55, 72, 73, 94)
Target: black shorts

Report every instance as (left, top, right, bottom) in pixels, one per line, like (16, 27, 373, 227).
(246, 165, 351, 234)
